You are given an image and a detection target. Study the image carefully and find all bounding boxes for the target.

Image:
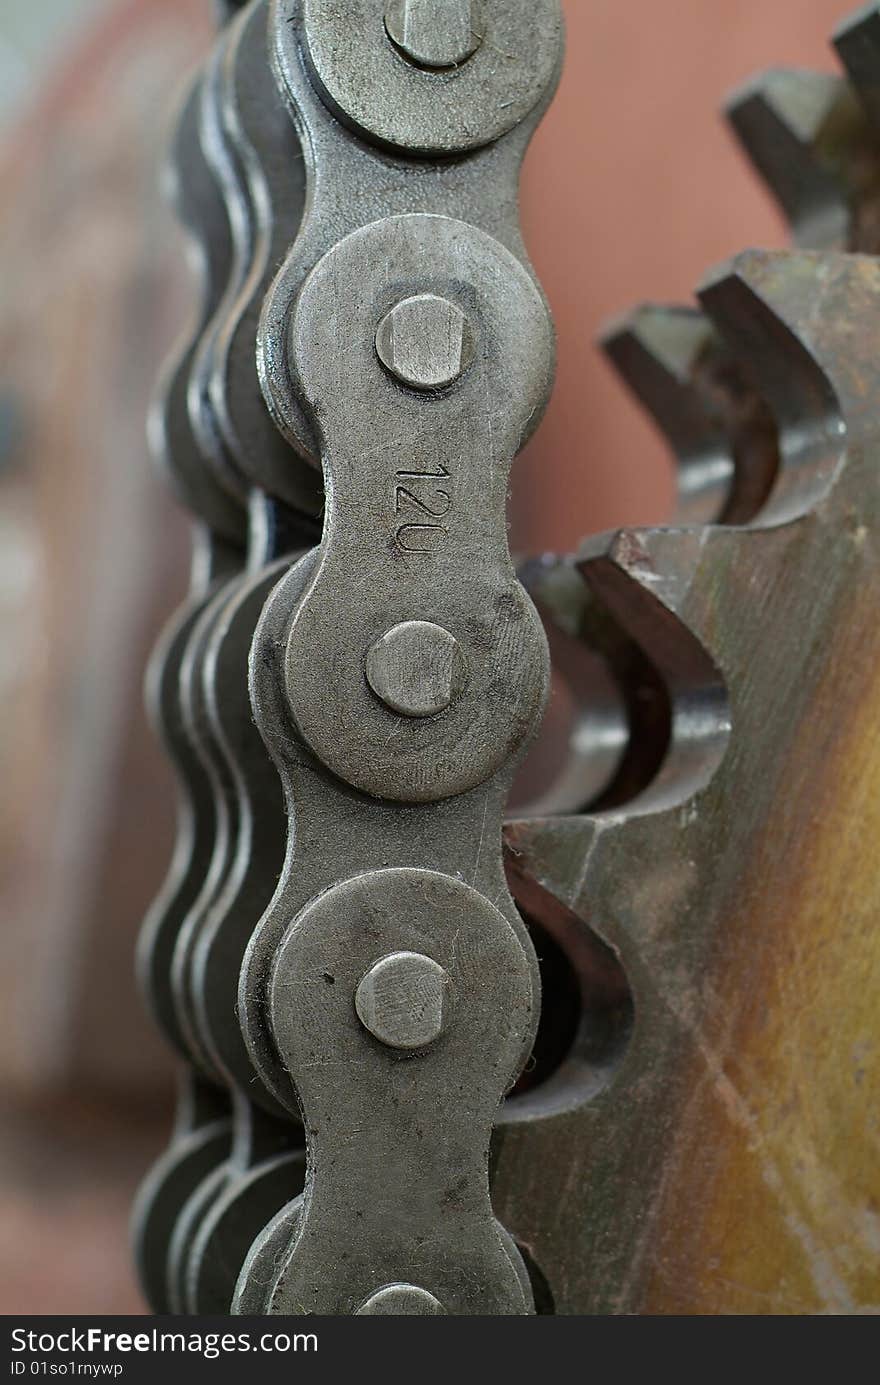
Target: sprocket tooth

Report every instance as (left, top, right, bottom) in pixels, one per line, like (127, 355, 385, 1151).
(697, 248, 858, 522)
(834, 3, 880, 132)
(576, 527, 730, 815)
(701, 247, 880, 423)
(496, 243, 880, 1307)
(725, 68, 864, 247)
(601, 304, 779, 526)
(601, 304, 713, 398)
(601, 306, 733, 523)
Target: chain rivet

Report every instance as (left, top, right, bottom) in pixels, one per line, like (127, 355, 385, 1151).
(375, 293, 475, 391)
(355, 951, 450, 1050)
(365, 620, 467, 718)
(356, 1283, 446, 1314)
(384, 0, 483, 70)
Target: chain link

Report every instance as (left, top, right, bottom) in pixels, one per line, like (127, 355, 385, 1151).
(134, 0, 562, 1315)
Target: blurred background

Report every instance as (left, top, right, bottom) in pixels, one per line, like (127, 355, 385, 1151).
(0, 0, 850, 1314)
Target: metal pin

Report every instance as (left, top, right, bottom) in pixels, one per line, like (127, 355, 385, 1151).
(355, 951, 450, 1050)
(375, 294, 475, 391)
(356, 1283, 446, 1313)
(384, 0, 483, 70)
(365, 620, 467, 718)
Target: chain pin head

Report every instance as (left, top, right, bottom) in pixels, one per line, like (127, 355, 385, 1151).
(355, 950, 450, 1050)
(375, 293, 475, 391)
(384, 0, 483, 70)
(365, 620, 466, 718)
(357, 1283, 446, 1313)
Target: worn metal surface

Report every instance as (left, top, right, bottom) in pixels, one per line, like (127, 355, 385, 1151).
(365, 621, 466, 719)
(375, 294, 475, 390)
(498, 246, 880, 1313)
(258, 0, 560, 461)
(277, 213, 551, 803)
(134, 0, 880, 1317)
(354, 951, 450, 1049)
(299, 0, 561, 154)
(384, 0, 483, 70)
(601, 306, 779, 526)
(134, 0, 560, 1316)
(264, 869, 535, 1313)
(357, 1284, 446, 1313)
(230, 0, 558, 1314)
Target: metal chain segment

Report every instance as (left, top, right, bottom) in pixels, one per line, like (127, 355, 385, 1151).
(281, 212, 552, 803)
(137, 0, 563, 1316)
(189, 549, 302, 1101)
(207, 1, 321, 515)
(134, 3, 318, 1314)
(267, 870, 537, 1313)
(131, 44, 251, 1308)
(170, 574, 249, 1080)
(135, 535, 241, 1060)
(236, 547, 537, 1310)
(227, 0, 563, 1314)
(300, 0, 560, 154)
(132, 1074, 233, 1314)
(186, 23, 255, 509)
(238, 0, 561, 1116)
(257, 0, 562, 465)
(158, 22, 323, 1303)
(160, 502, 315, 1314)
(149, 74, 246, 544)
(135, 49, 255, 1060)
